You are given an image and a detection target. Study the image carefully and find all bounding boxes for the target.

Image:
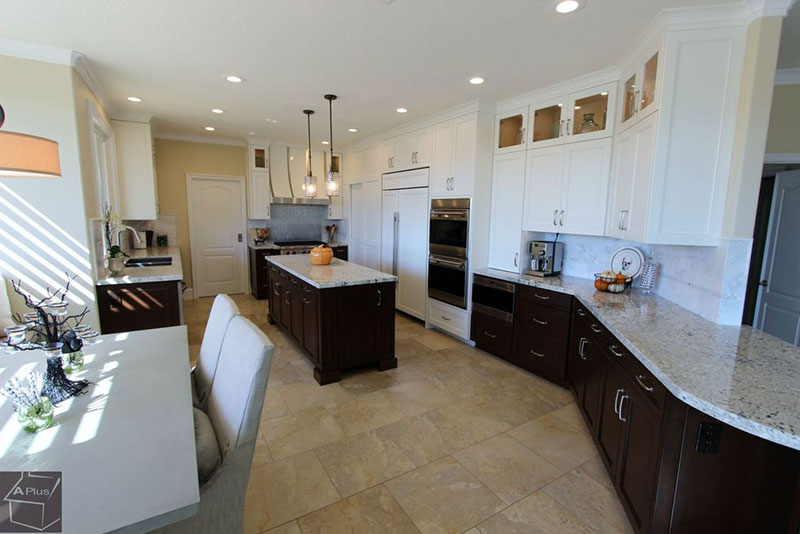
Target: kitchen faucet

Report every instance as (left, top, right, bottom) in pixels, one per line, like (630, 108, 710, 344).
(116, 225, 142, 247)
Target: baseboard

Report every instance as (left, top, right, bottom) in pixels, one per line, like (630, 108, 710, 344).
(183, 288, 195, 300)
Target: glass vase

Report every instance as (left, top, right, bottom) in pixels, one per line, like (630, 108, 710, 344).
(18, 396, 54, 433)
(576, 113, 602, 133)
(107, 256, 126, 276)
(63, 350, 84, 373)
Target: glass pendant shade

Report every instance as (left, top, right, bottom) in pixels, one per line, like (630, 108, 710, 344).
(0, 131, 61, 177)
(304, 175, 317, 197)
(325, 171, 341, 196)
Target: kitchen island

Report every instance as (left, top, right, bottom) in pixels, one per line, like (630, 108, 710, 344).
(267, 256, 397, 384)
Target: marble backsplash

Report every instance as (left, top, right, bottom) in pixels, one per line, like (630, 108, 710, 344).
(525, 232, 752, 326)
(249, 204, 339, 243)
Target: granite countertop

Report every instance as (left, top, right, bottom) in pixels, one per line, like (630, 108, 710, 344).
(267, 256, 396, 289)
(473, 268, 800, 451)
(95, 247, 184, 286)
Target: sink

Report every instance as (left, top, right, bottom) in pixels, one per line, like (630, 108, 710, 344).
(125, 256, 172, 267)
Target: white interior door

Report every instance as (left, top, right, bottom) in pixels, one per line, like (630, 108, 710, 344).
(396, 187, 429, 319)
(381, 190, 399, 275)
(488, 152, 526, 272)
(187, 175, 247, 297)
(755, 170, 800, 345)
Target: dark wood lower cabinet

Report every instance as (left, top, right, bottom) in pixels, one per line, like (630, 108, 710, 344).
(596, 358, 627, 473)
(96, 281, 181, 334)
(268, 262, 395, 385)
(470, 311, 513, 361)
(249, 248, 280, 299)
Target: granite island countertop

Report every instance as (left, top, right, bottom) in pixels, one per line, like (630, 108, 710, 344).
(473, 268, 800, 451)
(267, 256, 396, 289)
(95, 247, 184, 286)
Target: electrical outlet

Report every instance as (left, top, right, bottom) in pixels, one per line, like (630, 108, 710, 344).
(695, 422, 722, 453)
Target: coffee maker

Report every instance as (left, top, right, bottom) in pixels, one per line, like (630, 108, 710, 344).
(524, 240, 563, 277)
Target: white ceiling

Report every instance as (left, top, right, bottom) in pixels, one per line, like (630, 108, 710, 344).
(1, 0, 757, 147)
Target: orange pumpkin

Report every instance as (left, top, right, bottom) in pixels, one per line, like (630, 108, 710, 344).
(309, 245, 333, 265)
(594, 278, 609, 291)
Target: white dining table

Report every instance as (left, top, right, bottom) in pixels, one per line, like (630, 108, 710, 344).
(0, 326, 199, 534)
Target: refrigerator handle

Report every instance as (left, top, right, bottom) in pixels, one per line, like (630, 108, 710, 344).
(392, 212, 399, 276)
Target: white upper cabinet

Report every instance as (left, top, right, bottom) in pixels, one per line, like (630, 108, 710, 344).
(249, 144, 268, 173)
(112, 119, 157, 220)
(528, 97, 566, 149)
(488, 151, 527, 272)
(247, 144, 271, 220)
(494, 107, 527, 154)
(522, 138, 612, 236)
(618, 43, 661, 133)
(269, 144, 291, 199)
(431, 114, 478, 197)
(382, 127, 430, 172)
(566, 83, 617, 143)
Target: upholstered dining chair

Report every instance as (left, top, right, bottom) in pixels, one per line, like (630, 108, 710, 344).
(192, 294, 240, 409)
(152, 316, 274, 534)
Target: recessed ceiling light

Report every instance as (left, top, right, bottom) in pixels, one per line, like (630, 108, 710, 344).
(469, 77, 485, 85)
(555, 0, 581, 13)
(321, 141, 330, 145)
(348, 128, 358, 133)
(574, 105, 581, 110)
(396, 107, 408, 113)
(601, 91, 608, 96)
(204, 126, 215, 131)
(225, 75, 244, 83)
(211, 108, 224, 114)
(127, 96, 142, 102)
(248, 131, 256, 135)
(272, 119, 278, 123)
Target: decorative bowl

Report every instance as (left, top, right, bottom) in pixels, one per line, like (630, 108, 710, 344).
(594, 272, 632, 293)
(309, 245, 333, 265)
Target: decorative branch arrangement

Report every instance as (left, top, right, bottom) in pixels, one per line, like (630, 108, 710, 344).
(102, 204, 128, 259)
(2, 274, 93, 404)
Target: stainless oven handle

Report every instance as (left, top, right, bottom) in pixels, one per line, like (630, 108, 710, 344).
(473, 276, 515, 293)
(429, 256, 467, 271)
(430, 211, 469, 221)
(393, 212, 399, 276)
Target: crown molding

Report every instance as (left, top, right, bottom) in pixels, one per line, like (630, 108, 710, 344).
(775, 68, 800, 85)
(154, 131, 247, 147)
(496, 67, 620, 112)
(72, 52, 114, 115)
(0, 38, 73, 65)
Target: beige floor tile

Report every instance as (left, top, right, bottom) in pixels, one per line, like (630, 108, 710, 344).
(453, 434, 562, 505)
(251, 435, 274, 469)
(395, 337, 436, 359)
(543, 465, 634, 533)
(435, 367, 497, 401)
(264, 520, 302, 534)
(276, 380, 352, 413)
(434, 400, 517, 443)
(381, 410, 479, 467)
(262, 386, 289, 421)
(549, 402, 585, 428)
(507, 411, 596, 472)
(381, 377, 454, 416)
(576, 455, 615, 492)
(507, 374, 574, 409)
(298, 485, 420, 534)
(329, 391, 408, 436)
(244, 451, 340, 532)
(385, 457, 505, 534)
(416, 329, 460, 351)
(262, 406, 345, 459)
(315, 429, 417, 497)
(476, 491, 592, 534)
(338, 367, 409, 396)
(463, 529, 482, 534)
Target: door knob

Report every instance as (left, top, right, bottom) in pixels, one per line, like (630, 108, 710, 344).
(758, 280, 768, 287)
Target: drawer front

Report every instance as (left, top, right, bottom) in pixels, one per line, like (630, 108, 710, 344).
(623, 351, 667, 409)
(516, 299, 570, 345)
(471, 311, 513, 360)
(516, 284, 572, 311)
(514, 331, 568, 382)
(427, 298, 469, 339)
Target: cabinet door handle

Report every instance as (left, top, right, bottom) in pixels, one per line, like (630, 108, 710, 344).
(576, 308, 586, 317)
(302, 298, 311, 305)
(618, 210, 625, 230)
(622, 210, 629, 231)
(634, 90, 641, 113)
(440, 315, 451, 321)
(553, 209, 558, 226)
(635, 374, 655, 393)
(530, 349, 545, 358)
(614, 388, 624, 415)
(514, 253, 519, 267)
(285, 292, 291, 305)
(274, 288, 281, 296)
(559, 210, 564, 226)
(560, 119, 565, 137)
(590, 323, 602, 333)
(484, 331, 497, 339)
(618, 395, 629, 422)
(521, 127, 526, 143)
(534, 293, 550, 301)
(532, 317, 548, 325)
(609, 344, 624, 358)
(578, 337, 588, 359)
(377, 289, 382, 307)
(566, 118, 571, 135)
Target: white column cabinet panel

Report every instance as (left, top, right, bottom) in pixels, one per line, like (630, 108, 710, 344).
(523, 147, 564, 232)
(288, 147, 307, 197)
(430, 115, 477, 198)
(430, 121, 455, 197)
(269, 144, 291, 199)
(405, 128, 430, 168)
(112, 119, 157, 220)
(488, 152, 526, 272)
(559, 138, 612, 235)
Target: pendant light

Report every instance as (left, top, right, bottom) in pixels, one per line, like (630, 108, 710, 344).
(302, 109, 317, 198)
(324, 94, 341, 196)
(0, 104, 62, 178)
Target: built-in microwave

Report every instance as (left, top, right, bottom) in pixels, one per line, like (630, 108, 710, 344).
(472, 275, 515, 322)
(429, 198, 469, 258)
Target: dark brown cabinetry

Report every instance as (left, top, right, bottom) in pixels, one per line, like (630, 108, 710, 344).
(470, 311, 513, 360)
(331, 245, 348, 260)
(512, 286, 571, 385)
(267, 261, 395, 385)
(96, 281, 181, 334)
(249, 247, 280, 299)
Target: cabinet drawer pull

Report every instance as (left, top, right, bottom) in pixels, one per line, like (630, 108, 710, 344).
(377, 289, 382, 307)
(590, 323, 602, 334)
(576, 308, 587, 317)
(618, 395, 629, 422)
(532, 317, 548, 325)
(529, 349, 545, 358)
(559, 210, 564, 226)
(484, 331, 497, 339)
(302, 298, 311, 305)
(553, 209, 558, 226)
(440, 315, 451, 321)
(608, 344, 624, 357)
(534, 293, 550, 301)
(614, 388, 624, 415)
(578, 337, 588, 359)
(274, 288, 281, 296)
(635, 374, 655, 393)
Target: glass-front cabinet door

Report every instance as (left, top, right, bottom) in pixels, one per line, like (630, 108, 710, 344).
(622, 73, 637, 126)
(640, 52, 659, 114)
(619, 47, 660, 132)
(250, 145, 268, 172)
(529, 98, 566, 149)
(567, 83, 616, 142)
(495, 107, 527, 154)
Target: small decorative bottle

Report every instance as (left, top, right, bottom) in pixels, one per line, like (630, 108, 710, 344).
(577, 113, 602, 133)
(640, 251, 658, 294)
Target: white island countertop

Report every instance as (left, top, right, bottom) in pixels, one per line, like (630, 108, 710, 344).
(95, 247, 184, 286)
(267, 256, 397, 289)
(473, 268, 800, 452)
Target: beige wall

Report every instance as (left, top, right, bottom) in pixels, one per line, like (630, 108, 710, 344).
(0, 55, 99, 327)
(766, 84, 800, 154)
(153, 139, 246, 289)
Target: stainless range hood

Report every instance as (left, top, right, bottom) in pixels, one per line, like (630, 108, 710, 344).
(269, 145, 330, 205)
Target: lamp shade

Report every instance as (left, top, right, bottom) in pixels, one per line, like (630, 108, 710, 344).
(0, 131, 61, 177)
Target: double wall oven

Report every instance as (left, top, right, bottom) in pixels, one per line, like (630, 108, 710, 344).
(428, 199, 469, 309)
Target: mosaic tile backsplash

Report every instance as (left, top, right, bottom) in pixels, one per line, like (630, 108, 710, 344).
(249, 204, 337, 242)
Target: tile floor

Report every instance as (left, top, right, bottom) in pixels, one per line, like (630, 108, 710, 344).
(184, 294, 633, 534)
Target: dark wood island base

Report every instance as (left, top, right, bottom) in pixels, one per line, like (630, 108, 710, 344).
(267, 258, 397, 385)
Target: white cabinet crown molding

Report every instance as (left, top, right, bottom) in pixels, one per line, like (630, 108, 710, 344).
(775, 69, 800, 85)
(496, 67, 620, 113)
